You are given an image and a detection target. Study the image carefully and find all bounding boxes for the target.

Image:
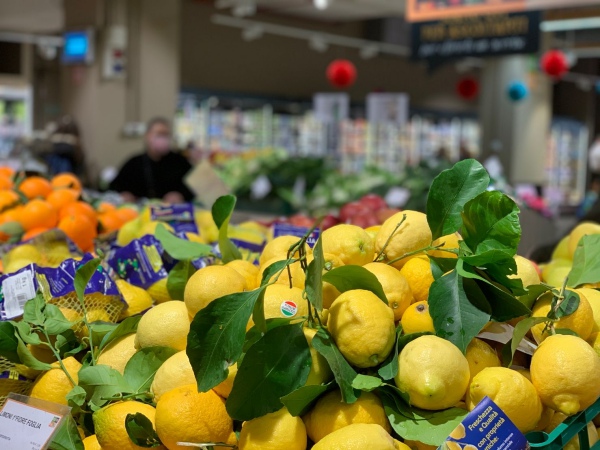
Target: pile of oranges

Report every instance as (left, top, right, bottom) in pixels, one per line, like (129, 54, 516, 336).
(0, 168, 137, 252)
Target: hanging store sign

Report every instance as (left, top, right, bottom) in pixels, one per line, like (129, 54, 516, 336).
(406, 0, 600, 23)
(411, 12, 541, 63)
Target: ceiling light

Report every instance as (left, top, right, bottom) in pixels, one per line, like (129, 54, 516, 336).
(540, 17, 600, 32)
(242, 25, 263, 41)
(313, 0, 330, 10)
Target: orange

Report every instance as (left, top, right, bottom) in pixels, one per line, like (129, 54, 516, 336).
(22, 227, 50, 241)
(115, 207, 138, 223)
(0, 167, 15, 178)
(47, 189, 80, 210)
(19, 176, 52, 199)
(51, 173, 82, 192)
(1, 206, 23, 224)
(0, 191, 20, 213)
(60, 201, 98, 228)
(58, 214, 97, 252)
(97, 202, 117, 214)
(20, 199, 59, 231)
(0, 175, 14, 190)
(98, 211, 124, 235)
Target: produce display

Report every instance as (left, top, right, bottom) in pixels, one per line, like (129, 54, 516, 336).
(0, 159, 599, 450)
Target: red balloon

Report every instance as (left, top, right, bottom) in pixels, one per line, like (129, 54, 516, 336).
(326, 60, 357, 88)
(541, 50, 568, 78)
(456, 77, 479, 100)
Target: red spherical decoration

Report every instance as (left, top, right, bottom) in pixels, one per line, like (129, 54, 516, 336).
(456, 77, 479, 100)
(541, 50, 569, 79)
(326, 60, 357, 88)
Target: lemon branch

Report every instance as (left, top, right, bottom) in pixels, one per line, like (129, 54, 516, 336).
(385, 243, 443, 266)
(39, 327, 77, 387)
(374, 214, 406, 262)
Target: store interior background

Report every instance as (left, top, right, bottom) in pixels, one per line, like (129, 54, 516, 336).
(2, 0, 600, 254)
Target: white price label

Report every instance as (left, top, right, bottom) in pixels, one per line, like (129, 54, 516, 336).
(2, 270, 36, 319)
(0, 398, 66, 450)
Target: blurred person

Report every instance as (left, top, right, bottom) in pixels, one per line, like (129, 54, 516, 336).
(46, 116, 85, 176)
(109, 117, 194, 203)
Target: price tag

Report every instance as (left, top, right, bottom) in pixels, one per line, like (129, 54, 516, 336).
(0, 394, 70, 450)
(2, 269, 36, 319)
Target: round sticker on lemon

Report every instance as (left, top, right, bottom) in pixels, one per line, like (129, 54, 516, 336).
(280, 300, 298, 318)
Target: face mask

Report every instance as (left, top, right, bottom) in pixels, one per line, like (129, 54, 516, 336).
(150, 136, 171, 155)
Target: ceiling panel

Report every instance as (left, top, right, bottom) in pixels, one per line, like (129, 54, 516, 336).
(0, 0, 64, 33)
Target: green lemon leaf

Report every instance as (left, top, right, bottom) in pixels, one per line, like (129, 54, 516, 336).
(461, 191, 521, 258)
(43, 304, 74, 335)
(0, 321, 20, 363)
(212, 195, 242, 263)
(23, 293, 46, 326)
(14, 320, 40, 346)
(567, 235, 600, 287)
(251, 288, 268, 335)
(378, 326, 402, 381)
(155, 224, 213, 260)
(352, 374, 383, 392)
(260, 259, 294, 286)
(311, 327, 360, 404)
(89, 322, 117, 348)
(188, 288, 265, 392)
(66, 385, 87, 407)
(428, 270, 490, 354)
(281, 382, 333, 417)
(503, 316, 549, 366)
(518, 284, 552, 309)
(226, 323, 311, 421)
(166, 260, 197, 300)
(322, 266, 388, 304)
(555, 328, 580, 336)
(78, 364, 133, 411)
(427, 159, 490, 240)
(552, 290, 580, 320)
(123, 346, 179, 394)
(243, 318, 295, 353)
(429, 257, 458, 279)
(305, 237, 324, 311)
(16, 337, 52, 370)
(56, 329, 87, 358)
(125, 413, 162, 448)
(98, 316, 141, 352)
(49, 414, 84, 450)
(74, 257, 101, 304)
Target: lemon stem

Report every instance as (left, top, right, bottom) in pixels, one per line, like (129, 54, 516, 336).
(41, 328, 77, 387)
(374, 214, 407, 262)
(385, 243, 442, 266)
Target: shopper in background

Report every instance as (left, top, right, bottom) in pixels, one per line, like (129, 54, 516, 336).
(46, 116, 85, 177)
(109, 117, 194, 203)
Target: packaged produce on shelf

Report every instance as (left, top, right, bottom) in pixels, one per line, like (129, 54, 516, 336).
(0, 159, 598, 450)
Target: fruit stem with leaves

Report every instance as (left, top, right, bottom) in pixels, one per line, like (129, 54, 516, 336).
(374, 214, 406, 262)
(40, 327, 78, 387)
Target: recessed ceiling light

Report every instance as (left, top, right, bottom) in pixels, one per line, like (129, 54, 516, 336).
(314, 0, 330, 11)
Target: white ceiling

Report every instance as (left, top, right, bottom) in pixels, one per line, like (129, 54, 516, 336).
(226, 0, 406, 21)
(0, 0, 64, 33)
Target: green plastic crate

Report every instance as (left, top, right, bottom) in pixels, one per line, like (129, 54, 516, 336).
(526, 397, 600, 449)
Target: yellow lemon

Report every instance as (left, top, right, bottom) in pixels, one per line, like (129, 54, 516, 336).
(213, 363, 238, 399)
(263, 284, 308, 321)
(511, 255, 541, 288)
(428, 233, 460, 259)
(587, 332, 600, 357)
(184, 265, 247, 319)
(116, 218, 142, 247)
(303, 390, 391, 443)
(30, 356, 81, 405)
(531, 291, 594, 343)
(395, 335, 469, 410)
(94, 401, 160, 450)
(150, 350, 196, 402)
(512, 368, 555, 431)
(579, 287, 600, 332)
(328, 289, 395, 368)
(531, 334, 600, 416)
(303, 328, 333, 386)
(321, 252, 344, 309)
(311, 423, 397, 450)
(321, 224, 375, 266)
(6, 244, 42, 265)
(83, 434, 102, 450)
(399, 257, 434, 303)
(155, 384, 233, 450)
(365, 225, 381, 241)
(564, 422, 599, 450)
(259, 235, 307, 266)
(97, 334, 138, 375)
(468, 367, 542, 433)
(376, 211, 432, 269)
(117, 279, 154, 319)
(400, 301, 435, 334)
(552, 235, 570, 261)
(568, 222, 600, 259)
(541, 258, 572, 287)
(226, 259, 260, 290)
(363, 262, 414, 321)
(137, 221, 174, 239)
(257, 257, 305, 289)
(184, 232, 206, 244)
(465, 338, 500, 382)
(195, 210, 219, 243)
(135, 301, 190, 351)
(146, 278, 174, 304)
(239, 406, 307, 450)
